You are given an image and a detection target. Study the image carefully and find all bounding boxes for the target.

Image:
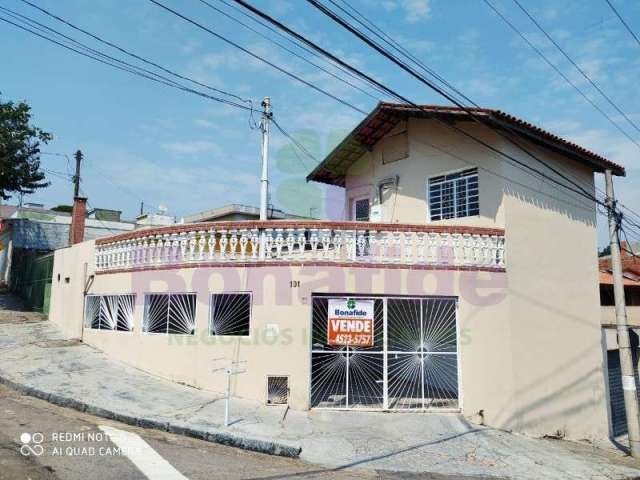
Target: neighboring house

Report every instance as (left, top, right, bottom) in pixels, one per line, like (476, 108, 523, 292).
(1, 200, 175, 312)
(183, 204, 308, 223)
(0, 202, 135, 312)
(599, 242, 640, 436)
(136, 212, 175, 227)
(50, 103, 624, 442)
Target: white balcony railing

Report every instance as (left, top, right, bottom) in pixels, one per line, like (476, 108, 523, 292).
(94, 221, 505, 273)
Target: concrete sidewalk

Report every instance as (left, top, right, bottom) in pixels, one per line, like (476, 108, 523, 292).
(1, 319, 639, 479)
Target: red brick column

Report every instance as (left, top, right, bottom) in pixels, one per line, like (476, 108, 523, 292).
(69, 196, 87, 245)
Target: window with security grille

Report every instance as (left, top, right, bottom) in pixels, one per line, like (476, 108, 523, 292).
(143, 293, 196, 335)
(353, 198, 370, 221)
(428, 168, 479, 221)
(210, 293, 251, 336)
(85, 294, 135, 331)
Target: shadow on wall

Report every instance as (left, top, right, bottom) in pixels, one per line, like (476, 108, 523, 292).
(488, 286, 607, 438)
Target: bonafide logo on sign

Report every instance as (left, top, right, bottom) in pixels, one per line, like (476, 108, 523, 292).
(327, 298, 374, 347)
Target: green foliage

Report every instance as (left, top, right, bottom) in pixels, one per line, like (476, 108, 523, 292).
(599, 245, 611, 257)
(0, 95, 52, 200)
(51, 205, 73, 213)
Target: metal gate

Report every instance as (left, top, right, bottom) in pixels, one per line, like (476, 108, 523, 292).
(310, 295, 459, 410)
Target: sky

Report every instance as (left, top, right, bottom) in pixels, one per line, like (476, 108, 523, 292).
(1, 0, 639, 247)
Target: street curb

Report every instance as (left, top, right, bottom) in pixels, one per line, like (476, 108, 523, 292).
(0, 375, 302, 458)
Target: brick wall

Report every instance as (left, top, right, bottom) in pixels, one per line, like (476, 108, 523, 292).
(69, 197, 87, 245)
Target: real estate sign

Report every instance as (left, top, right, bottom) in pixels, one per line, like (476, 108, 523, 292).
(327, 298, 374, 347)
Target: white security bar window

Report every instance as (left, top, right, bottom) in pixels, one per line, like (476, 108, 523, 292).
(210, 293, 251, 336)
(143, 293, 196, 335)
(84, 295, 135, 331)
(428, 168, 479, 221)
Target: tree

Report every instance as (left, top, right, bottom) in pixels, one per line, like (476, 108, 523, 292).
(0, 96, 52, 200)
(51, 205, 73, 213)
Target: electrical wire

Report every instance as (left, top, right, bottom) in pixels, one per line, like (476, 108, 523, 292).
(196, 0, 382, 101)
(605, 0, 640, 48)
(244, 0, 608, 208)
(0, 12, 252, 111)
(0, 14, 254, 112)
(483, 0, 640, 151)
(19, 0, 254, 108)
(148, 0, 368, 115)
(213, 0, 389, 99)
(329, 0, 476, 109)
(271, 118, 317, 170)
(511, 0, 640, 136)
(330, 0, 640, 228)
(321, 0, 640, 226)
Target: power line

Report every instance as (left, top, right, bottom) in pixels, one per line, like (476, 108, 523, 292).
(483, 0, 640, 151)
(271, 118, 316, 170)
(19, 0, 254, 108)
(326, 0, 629, 211)
(289, 1, 640, 240)
(0, 7, 252, 111)
(43, 151, 158, 210)
(605, 0, 640, 48)
(213, 0, 389, 99)
(511, 0, 640, 137)
(291, 0, 607, 207)
(323, 0, 640, 228)
(329, 0, 477, 109)
(196, 0, 383, 101)
(148, 0, 367, 115)
(0, 13, 254, 112)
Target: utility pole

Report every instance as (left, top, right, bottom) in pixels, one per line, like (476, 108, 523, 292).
(605, 169, 640, 457)
(72, 150, 83, 198)
(259, 97, 272, 221)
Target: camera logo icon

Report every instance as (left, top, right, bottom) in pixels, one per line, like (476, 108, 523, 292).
(20, 432, 44, 456)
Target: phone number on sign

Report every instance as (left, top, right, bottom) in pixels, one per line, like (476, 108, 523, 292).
(333, 334, 372, 346)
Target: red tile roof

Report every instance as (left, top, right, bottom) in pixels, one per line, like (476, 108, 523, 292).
(307, 103, 625, 186)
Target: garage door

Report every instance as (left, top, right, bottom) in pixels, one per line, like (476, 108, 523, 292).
(607, 351, 627, 437)
(310, 295, 459, 410)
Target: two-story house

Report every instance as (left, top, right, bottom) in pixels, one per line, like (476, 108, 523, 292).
(49, 102, 625, 441)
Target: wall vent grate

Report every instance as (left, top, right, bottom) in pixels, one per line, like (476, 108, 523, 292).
(267, 376, 289, 405)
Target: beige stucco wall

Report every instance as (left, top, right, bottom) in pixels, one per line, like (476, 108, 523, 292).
(50, 249, 511, 418)
(498, 137, 607, 439)
(344, 119, 505, 227)
(49, 240, 95, 339)
(340, 118, 609, 439)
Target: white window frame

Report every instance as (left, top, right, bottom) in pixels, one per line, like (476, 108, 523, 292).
(208, 292, 252, 338)
(142, 292, 197, 336)
(426, 167, 479, 222)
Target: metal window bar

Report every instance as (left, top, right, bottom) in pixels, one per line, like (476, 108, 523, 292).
(429, 169, 478, 221)
(85, 295, 100, 329)
(210, 293, 251, 336)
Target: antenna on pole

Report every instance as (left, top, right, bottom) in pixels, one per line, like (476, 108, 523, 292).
(259, 97, 272, 221)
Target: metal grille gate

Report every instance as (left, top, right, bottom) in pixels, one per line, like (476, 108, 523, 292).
(311, 296, 459, 410)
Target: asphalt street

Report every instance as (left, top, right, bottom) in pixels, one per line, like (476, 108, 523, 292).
(0, 384, 484, 480)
